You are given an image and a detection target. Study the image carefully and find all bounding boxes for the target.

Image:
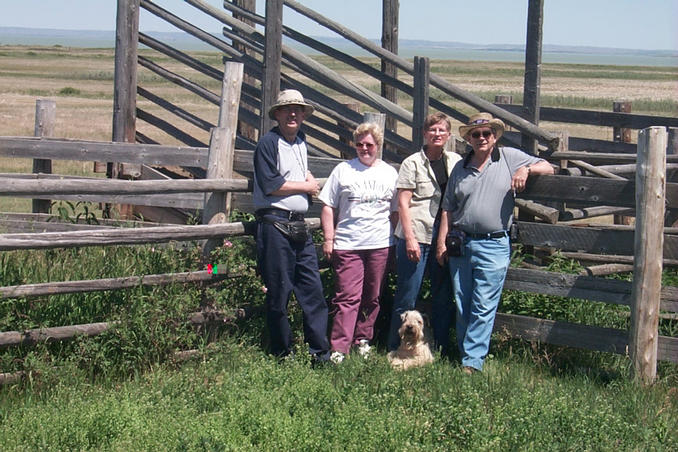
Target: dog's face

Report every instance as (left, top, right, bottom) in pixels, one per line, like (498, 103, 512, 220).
(398, 310, 425, 344)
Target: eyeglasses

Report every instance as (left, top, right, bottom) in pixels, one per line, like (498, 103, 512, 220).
(471, 130, 493, 139)
(356, 142, 375, 149)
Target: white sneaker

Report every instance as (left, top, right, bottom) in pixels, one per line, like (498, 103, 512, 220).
(330, 351, 345, 364)
(357, 340, 371, 358)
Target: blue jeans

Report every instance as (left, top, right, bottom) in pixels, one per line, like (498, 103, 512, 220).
(388, 233, 454, 355)
(448, 235, 510, 371)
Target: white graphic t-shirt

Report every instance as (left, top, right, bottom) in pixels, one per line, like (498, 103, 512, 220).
(318, 158, 398, 250)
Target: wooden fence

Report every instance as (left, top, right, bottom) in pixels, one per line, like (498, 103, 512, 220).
(1, 117, 676, 385)
(2, 0, 678, 384)
(99, 0, 678, 222)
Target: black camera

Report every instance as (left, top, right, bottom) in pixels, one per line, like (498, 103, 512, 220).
(445, 229, 465, 257)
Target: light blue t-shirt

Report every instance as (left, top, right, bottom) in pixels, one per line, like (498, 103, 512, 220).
(441, 146, 544, 234)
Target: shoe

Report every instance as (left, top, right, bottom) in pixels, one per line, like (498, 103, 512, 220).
(311, 351, 331, 368)
(462, 366, 478, 375)
(356, 340, 371, 358)
(330, 351, 345, 364)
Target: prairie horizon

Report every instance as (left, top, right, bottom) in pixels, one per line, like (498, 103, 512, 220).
(1, 26, 677, 67)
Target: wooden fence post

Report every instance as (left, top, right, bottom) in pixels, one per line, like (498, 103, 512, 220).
(495, 95, 513, 132)
(203, 62, 244, 259)
(666, 128, 678, 226)
(613, 100, 633, 225)
(412, 56, 430, 153)
(381, 0, 399, 137)
(112, 0, 139, 175)
(233, 0, 258, 143)
(363, 112, 386, 160)
(629, 126, 667, 385)
(260, 0, 283, 135)
(338, 102, 361, 160)
(521, 0, 544, 155)
(613, 101, 632, 143)
(32, 99, 55, 214)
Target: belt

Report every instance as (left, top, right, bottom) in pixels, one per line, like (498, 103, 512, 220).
(256, 208, 305, 221)
(465, 230, 508, 239)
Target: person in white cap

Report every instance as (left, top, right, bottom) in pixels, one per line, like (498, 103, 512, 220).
(253, 89, 330, 363)
(437, 112, 554, 374)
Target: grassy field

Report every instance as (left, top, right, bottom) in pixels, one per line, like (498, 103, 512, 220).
(1, 45, 678, 450)
(1, 240, 677, 450)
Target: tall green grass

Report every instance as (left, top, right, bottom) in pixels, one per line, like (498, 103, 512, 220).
(1, 241, 677, 449)
(1, 339, 676, 450)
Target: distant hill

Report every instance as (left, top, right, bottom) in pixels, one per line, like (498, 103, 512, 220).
(1, 26, 676, 66)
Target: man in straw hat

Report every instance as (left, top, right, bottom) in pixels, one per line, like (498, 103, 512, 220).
(436, 112, 554, 374)
(253, 89, 330, 363)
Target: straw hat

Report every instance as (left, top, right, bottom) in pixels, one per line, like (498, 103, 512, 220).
(459, 112, 505, 141)
(268, 89, 315, 120)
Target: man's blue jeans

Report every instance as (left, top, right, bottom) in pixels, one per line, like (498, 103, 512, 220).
(449, 235, 510, 371)
(388, 233, 454, 355)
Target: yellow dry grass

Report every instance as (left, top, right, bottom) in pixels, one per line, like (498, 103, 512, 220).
(0, 44, 675, 213)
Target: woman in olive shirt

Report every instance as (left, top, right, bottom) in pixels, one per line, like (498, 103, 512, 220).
(388, 112, 462, 357)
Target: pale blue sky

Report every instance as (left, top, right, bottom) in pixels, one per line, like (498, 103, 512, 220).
(1, 0, 676, 51)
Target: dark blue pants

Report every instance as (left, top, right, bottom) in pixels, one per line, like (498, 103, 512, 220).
(255, 219, 329, 358)
(388, 235, 454, 355)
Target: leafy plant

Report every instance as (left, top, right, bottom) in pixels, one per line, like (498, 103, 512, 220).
(48, 200, 99, 225)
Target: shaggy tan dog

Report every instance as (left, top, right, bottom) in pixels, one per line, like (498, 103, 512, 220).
(387, 310, 434, 370)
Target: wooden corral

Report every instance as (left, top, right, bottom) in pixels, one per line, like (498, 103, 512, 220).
(1, 0, 677, 384)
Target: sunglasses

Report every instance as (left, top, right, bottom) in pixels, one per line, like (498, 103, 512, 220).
(471, 130, 494, 139)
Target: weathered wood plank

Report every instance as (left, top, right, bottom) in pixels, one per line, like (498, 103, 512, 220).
(517, 222, 678, 260)
(499, 104, 678, 129)
(560, 206, 634, 221)
(548, 151, 678, 164)
(514, 199, 559, 224)
(411, 56, 429, 152)
(0, 177, 251, 196)
(521, 0, 544, 154)
(0, 270, 227, 299)
(522, 175, 678, 208)
(503, 267, 678, 312)
(32, 99, 56, 213)
(261, 0, 283, 134)
(0, 219, 320, 250)
(494, 313, 629, 354)
(381, 0, 399, 134)
(0, 136, 210, 168)
(560, 251, 678, 267)
(495, 313, 678, 363)
(112, 0, 140, 179)
(0, 322, 113, 348)
(630, 126, 667, 383)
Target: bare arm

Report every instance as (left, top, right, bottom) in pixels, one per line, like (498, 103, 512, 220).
(511, 160, 555, 193)
(397, 189, 421, 262)
(435, 210, 450, 266)
(271, 171, 320, 197)
(320, 204, 336, 261)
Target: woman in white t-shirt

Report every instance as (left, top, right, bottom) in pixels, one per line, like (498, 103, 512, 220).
(318, 122, 398, 364)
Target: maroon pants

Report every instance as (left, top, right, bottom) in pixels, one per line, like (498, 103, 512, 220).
(329, 247, 390, 354)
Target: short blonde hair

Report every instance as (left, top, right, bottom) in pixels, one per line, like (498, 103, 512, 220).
(353, 122, 384, 150)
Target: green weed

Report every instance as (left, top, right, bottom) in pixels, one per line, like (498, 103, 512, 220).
(58, 86, 81, 96)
